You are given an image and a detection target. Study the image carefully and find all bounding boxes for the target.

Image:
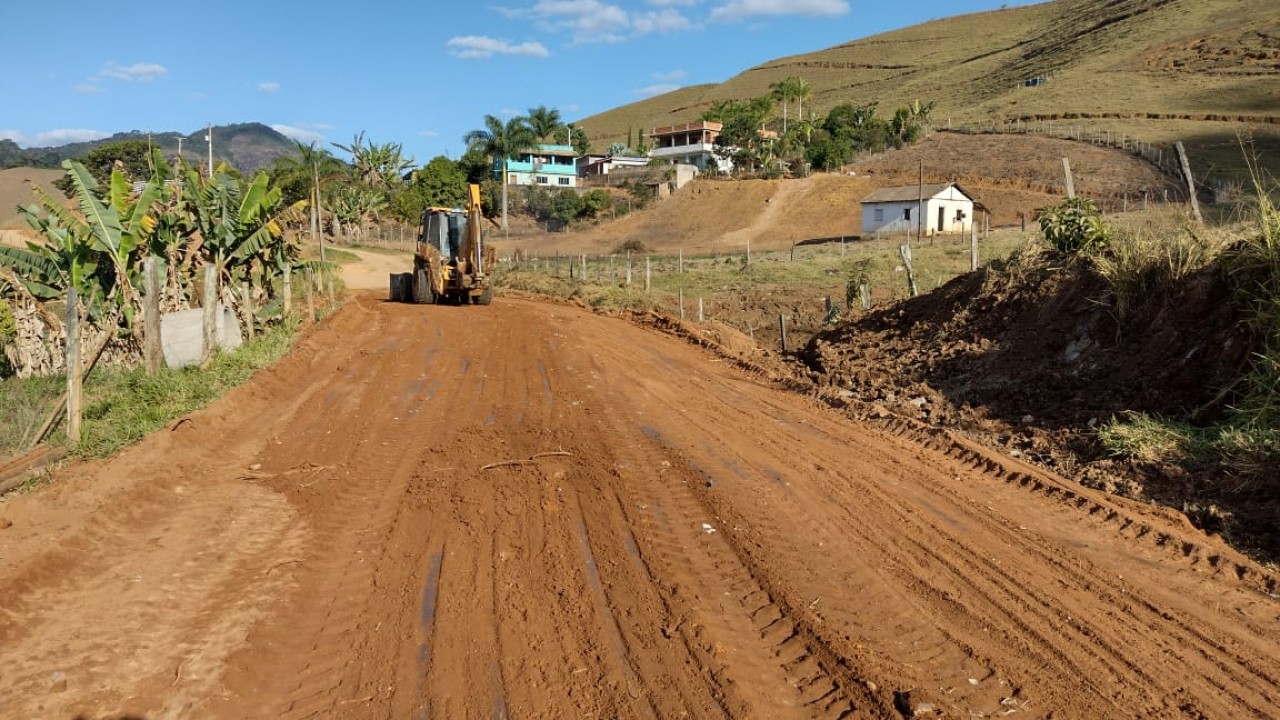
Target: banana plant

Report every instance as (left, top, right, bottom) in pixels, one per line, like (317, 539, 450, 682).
(180, 165, 306, 304)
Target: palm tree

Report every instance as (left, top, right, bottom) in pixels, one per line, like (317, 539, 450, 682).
(527, 105, 563, 142)
(770, 78, 797, 135)
(793, 77, 812, 127)
(463, 115, 537, 231)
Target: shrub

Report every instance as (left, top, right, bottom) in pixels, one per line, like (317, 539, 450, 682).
(1037, 197, 1112, 254)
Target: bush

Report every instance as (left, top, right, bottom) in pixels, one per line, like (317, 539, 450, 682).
(1037, 197, 1111, 254)
(614, 238, 647, 254)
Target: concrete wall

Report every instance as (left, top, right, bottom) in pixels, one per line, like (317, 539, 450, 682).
(160, 305, 243, 369)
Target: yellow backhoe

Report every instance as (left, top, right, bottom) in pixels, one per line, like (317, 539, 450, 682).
(391, 183, 494, 305)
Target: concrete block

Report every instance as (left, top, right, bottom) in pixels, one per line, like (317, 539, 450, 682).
(160, 305, 243, 369)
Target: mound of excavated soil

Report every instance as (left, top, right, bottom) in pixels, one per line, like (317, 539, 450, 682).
(799, 246, 1272, 553)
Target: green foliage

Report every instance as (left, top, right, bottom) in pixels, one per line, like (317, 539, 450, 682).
(75, 319, 298, 458)
(53, 140, 152, 197)
(398, 156, 468, 219)
(555, 123, 592, 155)
(527, 105, 564, 142)
(1037, 197, 1112, 254)
(579, 189, 613, 220)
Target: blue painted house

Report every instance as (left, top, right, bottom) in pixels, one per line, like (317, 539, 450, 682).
(502, 144, 579, 188)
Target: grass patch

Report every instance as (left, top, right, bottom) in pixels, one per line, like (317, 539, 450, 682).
(0, 373, 65, 457)
(496, 231, 1027, 319)
(73, 320, 298, 458)
(0, 320, 300, 462)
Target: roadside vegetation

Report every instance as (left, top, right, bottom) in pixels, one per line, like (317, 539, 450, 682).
(1034, 165, 1280, 499)
(494, 231, 1026, 343)
(0, 148, 343, 462)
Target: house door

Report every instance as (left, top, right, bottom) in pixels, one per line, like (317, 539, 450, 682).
(937, 206, 946, 233)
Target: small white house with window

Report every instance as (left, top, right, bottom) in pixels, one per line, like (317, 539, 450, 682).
(860, 182, 978, 236)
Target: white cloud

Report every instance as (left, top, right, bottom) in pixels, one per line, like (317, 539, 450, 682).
(0, 130, 25, 144)
(100, 62, 168, 82)
(417, 129, 440, 138)
(709, 0, 847, 21)
(446, 35, 550, 58)
(633, 8, 694, 33)
(502, 0, 693, 43)
(500, 108, 522, 117)
(72, 83, 105, 95)
(258, 81, 281, 93)
(271, 124, 326, 144)
(29, 129, 111, 147)
(633, 83, 680, 97)
(654, 69, 688, 82)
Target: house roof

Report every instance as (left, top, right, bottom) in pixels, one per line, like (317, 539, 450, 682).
(860, 182, 976, 204)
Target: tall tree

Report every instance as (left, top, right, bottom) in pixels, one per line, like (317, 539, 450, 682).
(332, 132, 414, 191)
(463, 115, 537, 231)
(527, 105, 563, 143)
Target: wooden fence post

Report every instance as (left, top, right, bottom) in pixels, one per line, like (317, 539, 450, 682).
(971, 221, 979, 272)
(1062, 157, 1076, 199)
(1176, 141, 1204, 225)
(679, 288, 685, 320)
(143, 256, 162, 374)
(644, 256, 651, 292)
(201, 263, 217, 367)
(240, 281, 255, 340)
(698, 296, 704, 322)
(778, 314, 788, 353)
(283, 269, 293, 316)
(65, 286, 81, 443)
(860, 281, 871, 310)
(678, 248, 683, 274)
(626, 257, 632, 286)
(305, 267, 316, 322)
(900, 244, 919, 297)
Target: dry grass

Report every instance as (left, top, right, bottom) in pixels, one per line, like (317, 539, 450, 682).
(576, 0, 1280, 180)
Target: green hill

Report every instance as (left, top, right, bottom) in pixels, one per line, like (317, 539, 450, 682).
(0, 122, 298, 174)
(576, 0, 1279, 179)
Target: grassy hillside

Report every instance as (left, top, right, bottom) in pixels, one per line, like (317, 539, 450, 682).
(576, 0, 1279, 176)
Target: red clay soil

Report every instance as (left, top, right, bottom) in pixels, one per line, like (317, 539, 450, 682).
(1, 293, 1277, 719)
(800, 245, 1271, 553)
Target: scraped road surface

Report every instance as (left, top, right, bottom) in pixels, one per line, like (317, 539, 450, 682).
(2, 294, 1277, 719)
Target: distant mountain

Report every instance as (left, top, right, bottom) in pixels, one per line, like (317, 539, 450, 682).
(0, 122, 299, 173)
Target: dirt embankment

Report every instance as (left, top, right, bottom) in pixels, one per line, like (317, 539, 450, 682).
(799, 245, 1271, 554)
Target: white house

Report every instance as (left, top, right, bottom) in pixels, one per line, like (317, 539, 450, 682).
(860, 182, 978, 236)
(648, 121, 728, 173)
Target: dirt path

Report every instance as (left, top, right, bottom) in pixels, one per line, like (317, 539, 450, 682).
(1, 294, 1277, 719)
(334, 246, 412, 291)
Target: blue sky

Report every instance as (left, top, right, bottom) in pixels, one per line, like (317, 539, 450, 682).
(1, 0, 1040, 165)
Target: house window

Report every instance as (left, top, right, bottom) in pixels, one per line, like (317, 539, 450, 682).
(536, 176, 548, 185)
(874, 208, 884, 222)
(903, 208, 911, 221)
(558, 177, 570, 186)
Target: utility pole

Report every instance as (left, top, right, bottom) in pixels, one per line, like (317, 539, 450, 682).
(312, 155, 326, 262)
(205, 122, 213, 178)
(915, 158, 924, 244)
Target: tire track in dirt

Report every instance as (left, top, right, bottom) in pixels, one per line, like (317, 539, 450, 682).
(3, 294, 1277, 719)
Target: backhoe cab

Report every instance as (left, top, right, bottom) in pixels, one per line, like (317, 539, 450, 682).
(391, 183, 494, 305)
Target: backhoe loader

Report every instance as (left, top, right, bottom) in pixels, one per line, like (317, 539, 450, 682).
(391, 183, 494, 305)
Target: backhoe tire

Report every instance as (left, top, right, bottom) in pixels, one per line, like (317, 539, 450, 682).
(413, 269, 435, 304)
(475, 285, 493, 306)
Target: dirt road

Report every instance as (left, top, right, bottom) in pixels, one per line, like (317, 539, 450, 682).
(1, 294, 1277, 719)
